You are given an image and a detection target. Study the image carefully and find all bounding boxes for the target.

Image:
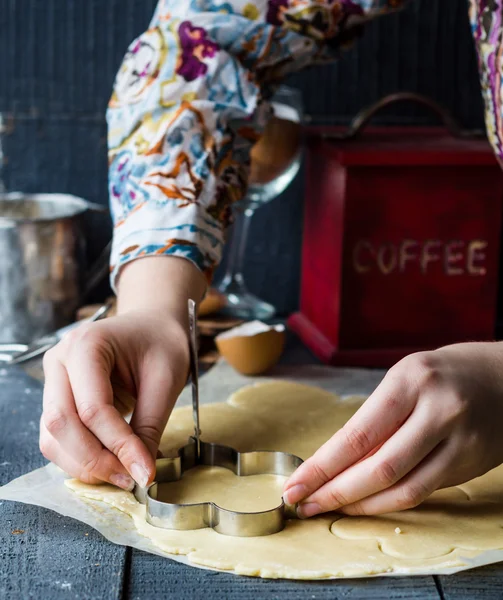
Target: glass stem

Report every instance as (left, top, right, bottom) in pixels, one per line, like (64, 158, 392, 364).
(222, 203, 255, 292)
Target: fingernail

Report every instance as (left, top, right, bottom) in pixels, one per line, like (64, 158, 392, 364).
(283, 484, 307, 505)
(297, 502, 321, 519)
(130, 462, 149, 488)
(110, 473, 135, 492)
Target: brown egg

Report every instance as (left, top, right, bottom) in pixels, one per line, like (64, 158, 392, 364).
(215, 321, 286, 376)
(198, 289, 226, 317)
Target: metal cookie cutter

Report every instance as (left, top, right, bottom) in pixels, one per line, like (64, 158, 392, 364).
(133, 299, 303, 537)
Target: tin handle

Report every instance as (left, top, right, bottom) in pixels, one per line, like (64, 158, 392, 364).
(84, 240, 112, 297)
(83, 200, 112, 298)
(84, 200, 109, 214)
(83, 202, 111, 297)
(318, 92, 481, 141)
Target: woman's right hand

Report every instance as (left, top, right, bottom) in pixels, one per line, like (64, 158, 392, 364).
(39, 257, 206, 491)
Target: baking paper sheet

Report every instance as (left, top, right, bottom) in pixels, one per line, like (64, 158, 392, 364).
(2, 360, 503, 578)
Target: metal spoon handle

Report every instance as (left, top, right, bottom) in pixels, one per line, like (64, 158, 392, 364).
(188, 299, 201, 457)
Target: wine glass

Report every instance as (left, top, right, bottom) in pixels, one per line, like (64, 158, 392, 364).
(216, 86, 303, 320)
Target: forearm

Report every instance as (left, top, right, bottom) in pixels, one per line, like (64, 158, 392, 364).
(117, 256, 206, 324)
(109, 0, 408, 291)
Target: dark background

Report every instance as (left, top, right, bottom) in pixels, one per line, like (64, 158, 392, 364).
(0, 0, 485, 315)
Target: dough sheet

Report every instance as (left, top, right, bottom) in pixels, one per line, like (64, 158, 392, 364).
(67, 381, 503, 579)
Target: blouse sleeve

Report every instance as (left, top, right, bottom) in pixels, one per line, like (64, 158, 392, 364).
(469, 1, 503, 165)
(108, 0, 406, 289)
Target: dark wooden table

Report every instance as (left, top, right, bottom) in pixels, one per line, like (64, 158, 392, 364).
(1, 336, 503, 599)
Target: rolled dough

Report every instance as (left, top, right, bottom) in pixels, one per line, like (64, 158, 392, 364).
(67, 381, 503, 579)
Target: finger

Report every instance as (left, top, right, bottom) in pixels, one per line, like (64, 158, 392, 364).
(297, 403, 445, 517)
(64, 333, 153, 487)
(42, 353, 134, 490)
(113, 383, 136, 416)
(39, 419, 101, 484)
(338, 440, 456, 515)
(41, 419, 134, 490)
(284, 369, 417, 504)
(129, 357, 180, 468)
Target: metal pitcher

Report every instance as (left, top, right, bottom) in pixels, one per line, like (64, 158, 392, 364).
(0, 193, 110, 344)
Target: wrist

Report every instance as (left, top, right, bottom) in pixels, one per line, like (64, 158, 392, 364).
(116, 256, 207, 323)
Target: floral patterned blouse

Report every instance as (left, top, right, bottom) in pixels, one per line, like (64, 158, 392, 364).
(107, 0, 499, 289)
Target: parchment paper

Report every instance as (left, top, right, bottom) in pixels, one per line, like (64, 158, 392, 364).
(2, 360, 503, 578)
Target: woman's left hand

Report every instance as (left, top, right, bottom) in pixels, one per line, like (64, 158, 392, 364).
(283, 342, 503, 517)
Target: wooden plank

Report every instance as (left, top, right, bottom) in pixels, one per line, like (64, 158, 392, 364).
(0, 366, 126, 600)
(126, 550, 440, 600)
(437, 565, 503, 599)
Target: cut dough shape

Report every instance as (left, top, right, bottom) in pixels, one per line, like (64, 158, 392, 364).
(66, 381, 503, 579)
(156, 466, 287, 512)
(331, 486, 503, 560)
